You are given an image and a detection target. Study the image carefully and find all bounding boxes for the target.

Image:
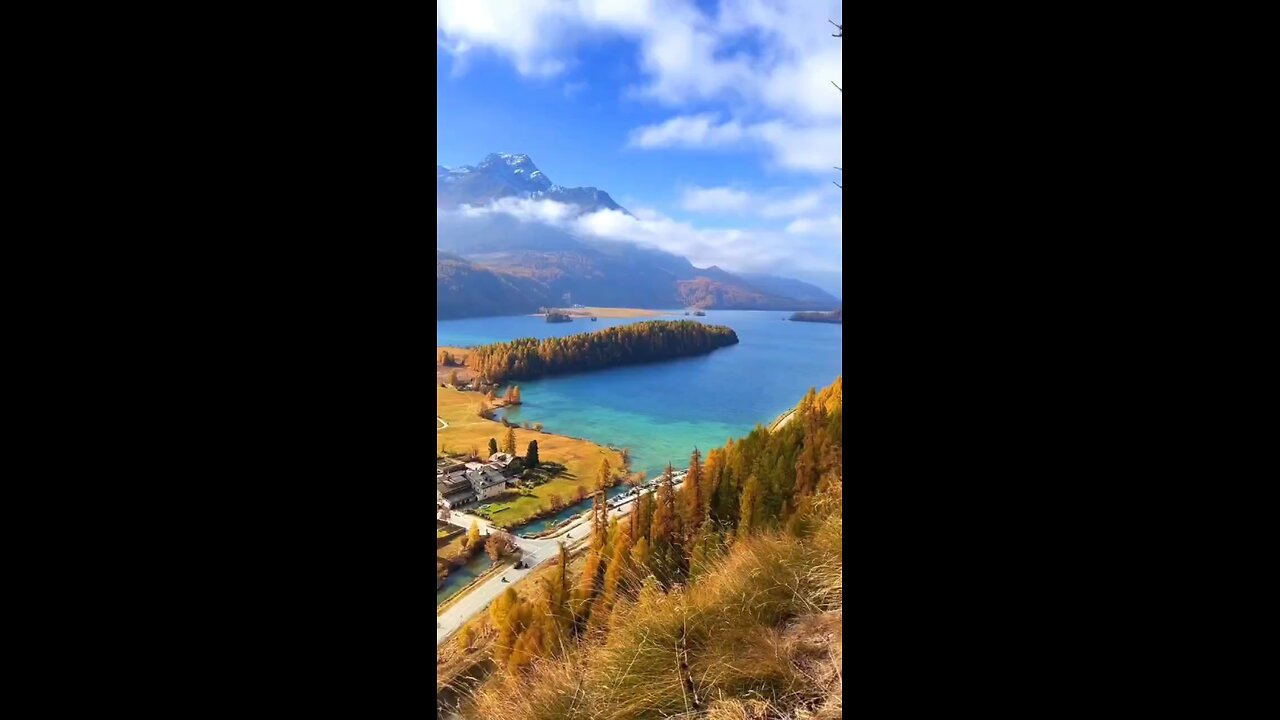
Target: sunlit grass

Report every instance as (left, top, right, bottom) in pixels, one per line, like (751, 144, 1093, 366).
(437, 385, 623, 527)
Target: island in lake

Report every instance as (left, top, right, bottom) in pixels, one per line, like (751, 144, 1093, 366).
(466, 320, 739, 383)
(790, 308, 842, 324)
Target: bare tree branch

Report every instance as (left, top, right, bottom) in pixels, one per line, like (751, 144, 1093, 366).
(831, 19, 842, 192)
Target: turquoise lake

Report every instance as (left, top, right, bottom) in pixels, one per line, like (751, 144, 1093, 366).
(436, 309, 843, 489)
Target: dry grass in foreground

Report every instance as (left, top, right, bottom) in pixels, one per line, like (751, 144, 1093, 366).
(458, 508, 843, 720)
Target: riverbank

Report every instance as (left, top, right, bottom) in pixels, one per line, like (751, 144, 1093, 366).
(436, 384, 624, 528)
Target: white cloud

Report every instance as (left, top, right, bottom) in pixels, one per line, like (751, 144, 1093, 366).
(459, 196, 581, 224)
(784, 214, 842, 235)
(437, 1, 843, 173)
(563, 81, 588, 99)
(679, 186, 752, 212)
(628, 113, 745, 148)
(440, 196, 841, 278)
(679, 185, 832, 218)
(630, 115, 841, 172)
(436, 0, 575, 76)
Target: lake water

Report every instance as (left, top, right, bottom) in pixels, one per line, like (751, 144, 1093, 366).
(436, 310, 843, 504)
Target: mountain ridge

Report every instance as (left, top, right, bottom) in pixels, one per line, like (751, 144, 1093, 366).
(437, 153, 626, 215)
(436, 153, 839, 319)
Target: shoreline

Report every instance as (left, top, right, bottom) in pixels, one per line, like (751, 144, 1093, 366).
(527, 306, 673, 319)
(436, 376, 625, 529)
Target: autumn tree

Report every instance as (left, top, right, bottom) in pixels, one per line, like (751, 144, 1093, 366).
(489, 587, 522, 663)
(630, 536, 651, 576)
(633, 491, 653, 544)
(465, 520, 481, 549)
(603, 516, 619, 562)
(590, 517, 633, 635)
(448, 369, 459, 387)
(596, 457, 612, 491)
(571, 544, 604, 627)
(590, 492, 609, 551)
(511, 386, 521, 404)
(486, 530, 515, 561)
(651, 464, 679, 547)
(503, 427, 517, 455)
(737, 473, 762, 539)
(538, 543, 572, 644)
(439, 349, 453, 365)
(464, 321, 740, 383)
(488, 437, 499, 456)
(525, 440, 539, 468)
(681, 448, 704, 537)
(650, 464, 681, 585)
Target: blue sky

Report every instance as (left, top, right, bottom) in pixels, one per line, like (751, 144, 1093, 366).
(437, 1, 842, 297)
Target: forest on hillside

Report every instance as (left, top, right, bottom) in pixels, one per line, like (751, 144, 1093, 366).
(465, 320, 740, 383)
(439, 377, 843, 719)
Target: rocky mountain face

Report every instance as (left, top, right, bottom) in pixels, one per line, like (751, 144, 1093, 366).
(437, 153, 625, 215)
(436, 153, 840, 319)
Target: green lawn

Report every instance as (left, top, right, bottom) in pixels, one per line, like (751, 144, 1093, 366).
(437, 384, 623, 527)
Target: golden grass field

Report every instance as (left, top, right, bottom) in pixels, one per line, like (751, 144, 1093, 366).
(563, 307, 671, 318)
(436, 384, 624, 527)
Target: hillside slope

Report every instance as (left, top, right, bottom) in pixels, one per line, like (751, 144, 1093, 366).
(439, 378, 843, 719)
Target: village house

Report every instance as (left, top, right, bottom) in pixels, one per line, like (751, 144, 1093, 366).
(436, 473, 475, 509)
(466, 467, 508, 501)
(487, 452, 515, 469)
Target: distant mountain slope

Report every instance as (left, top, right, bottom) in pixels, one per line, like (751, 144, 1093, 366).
(739, 272, 840, 305)
(436, 251, 551, 319)
(436, 153, 838, 319)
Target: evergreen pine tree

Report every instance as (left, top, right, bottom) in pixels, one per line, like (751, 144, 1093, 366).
(488, 437, 498, 456)
(526, 440, 539, 468)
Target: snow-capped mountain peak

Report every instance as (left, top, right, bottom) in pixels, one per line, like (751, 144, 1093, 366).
(437, 153, 624, 214)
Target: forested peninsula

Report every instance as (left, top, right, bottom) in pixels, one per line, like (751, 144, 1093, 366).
(465, 320, 739, 383)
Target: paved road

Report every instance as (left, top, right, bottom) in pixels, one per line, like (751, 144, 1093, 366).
(770, 408, 796, 432)
(436, 473, 686, 646)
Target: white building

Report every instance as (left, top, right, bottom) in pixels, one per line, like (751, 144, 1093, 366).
(466, 467, 508, 501)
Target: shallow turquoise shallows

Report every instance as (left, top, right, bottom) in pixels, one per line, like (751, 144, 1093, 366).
(436, 310, 843, 502)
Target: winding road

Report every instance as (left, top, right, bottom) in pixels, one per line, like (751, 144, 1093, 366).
(436, 473, 685, 646)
